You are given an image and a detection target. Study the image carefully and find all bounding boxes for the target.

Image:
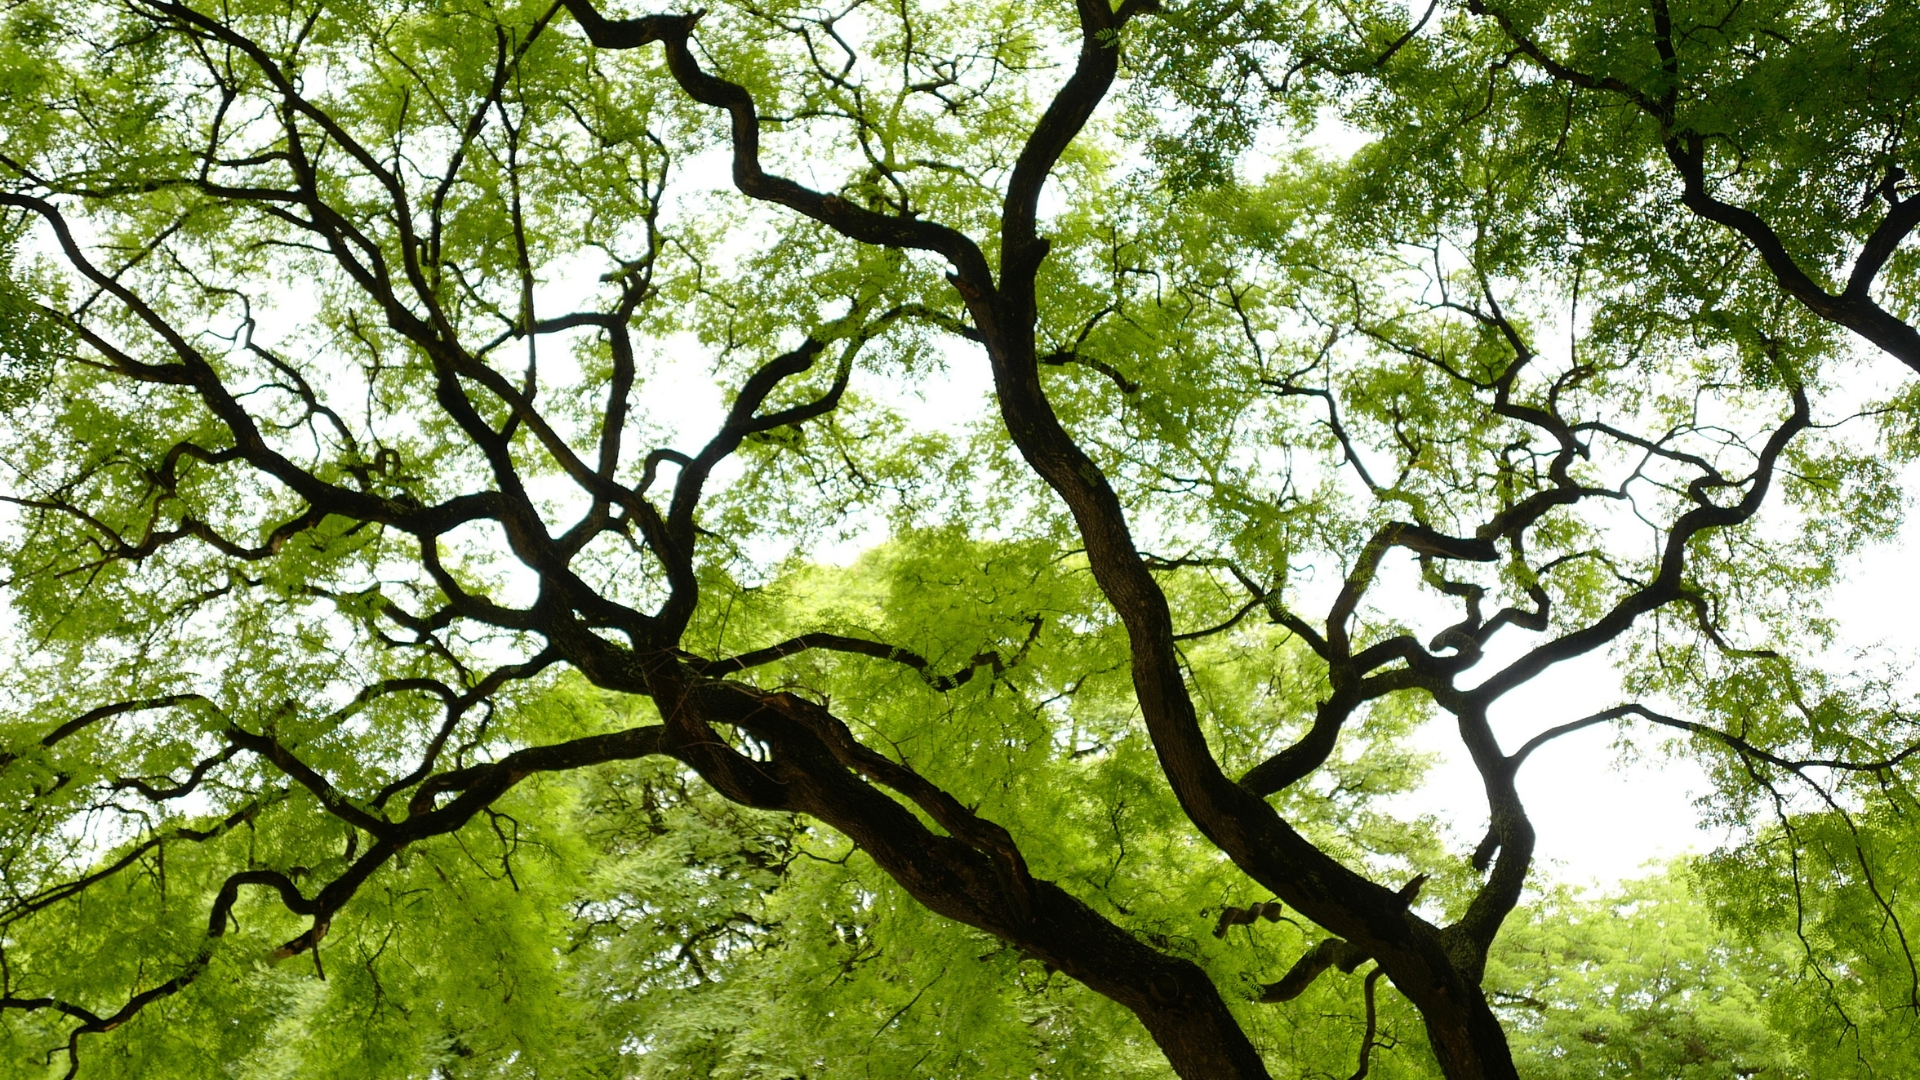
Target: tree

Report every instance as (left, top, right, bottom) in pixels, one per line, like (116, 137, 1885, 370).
(1487, 865, 1796, 1080)
(0, 0, 1913, 1077)
(1487, 857, 1920, 1080)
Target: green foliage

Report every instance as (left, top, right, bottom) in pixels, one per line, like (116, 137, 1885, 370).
(1696, 811, 1920, 1078)
(1490, 866, 1796, 1080)
(0, 0, 1916, 1076)
(0, 223, 65, 411)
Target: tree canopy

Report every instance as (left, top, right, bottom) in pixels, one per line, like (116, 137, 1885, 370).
(0, 0, 1917, 1077)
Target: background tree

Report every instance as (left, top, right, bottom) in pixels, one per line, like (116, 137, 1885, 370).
(1488, 866, 1795, 1080)
(0, 1, 1914, 1077)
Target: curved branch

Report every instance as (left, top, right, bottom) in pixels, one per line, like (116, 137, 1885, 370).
(560, 2, 995, 288)
(1468, 0, 1920, 373)
(1510, 702, 1920, 777)
(1474, 382, 1810, 704)
(695, 623, 1040, 691)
